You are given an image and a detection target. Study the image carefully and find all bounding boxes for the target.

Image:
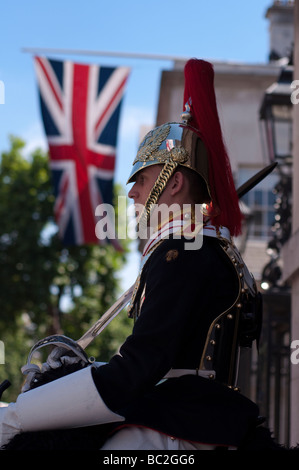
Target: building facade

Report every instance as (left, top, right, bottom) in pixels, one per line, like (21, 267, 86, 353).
(281, 0, 299, 448)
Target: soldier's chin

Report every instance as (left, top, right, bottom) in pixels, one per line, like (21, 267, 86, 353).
(133, 203, 146, 220)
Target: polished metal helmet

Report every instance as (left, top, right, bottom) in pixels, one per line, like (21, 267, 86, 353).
(127, 121, 210, 189)
(127, 119, 211, 227)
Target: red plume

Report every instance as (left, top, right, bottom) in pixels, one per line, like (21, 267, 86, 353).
(183, 59, 242, 236)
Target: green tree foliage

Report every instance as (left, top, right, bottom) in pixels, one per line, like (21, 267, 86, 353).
(0, 136, 133, 401)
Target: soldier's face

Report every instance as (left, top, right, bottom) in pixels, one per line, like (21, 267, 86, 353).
(128, 165, 163, 214)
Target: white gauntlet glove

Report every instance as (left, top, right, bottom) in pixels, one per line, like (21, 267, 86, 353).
(0, 365, 124, 449)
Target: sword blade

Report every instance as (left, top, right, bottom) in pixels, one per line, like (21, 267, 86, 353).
(237, 162, 277, 199)
(77, 284, 135, 350)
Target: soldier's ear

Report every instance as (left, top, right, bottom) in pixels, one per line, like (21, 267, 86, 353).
(169, 171, 184, 196)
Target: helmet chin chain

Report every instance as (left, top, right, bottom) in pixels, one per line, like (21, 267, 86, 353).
(137, 160, 179, 238)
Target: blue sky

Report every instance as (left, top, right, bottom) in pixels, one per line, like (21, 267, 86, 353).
(0, 0, 273, 289)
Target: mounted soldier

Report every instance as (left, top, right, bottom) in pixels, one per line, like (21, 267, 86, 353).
(1, 59, 267, 450)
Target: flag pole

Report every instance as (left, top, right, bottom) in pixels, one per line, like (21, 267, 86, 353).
(22, 47, 187, 63)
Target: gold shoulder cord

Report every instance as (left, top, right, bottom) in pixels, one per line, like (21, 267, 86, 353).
(137, 160, 179, 235)
(130, 157, 180, 320)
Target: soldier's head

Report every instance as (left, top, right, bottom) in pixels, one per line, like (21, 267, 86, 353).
(127, 128, 211, 213)
(127, 59, 242, 237)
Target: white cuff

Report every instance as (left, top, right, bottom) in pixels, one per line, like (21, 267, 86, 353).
(0, 403, 21, 448)
(17, 365, 124, 432)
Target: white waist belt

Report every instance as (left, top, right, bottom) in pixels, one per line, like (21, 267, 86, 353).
(163, 369, 216, 379)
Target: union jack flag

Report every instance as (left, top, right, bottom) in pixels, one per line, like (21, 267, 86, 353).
(34, 56, 130, 248)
